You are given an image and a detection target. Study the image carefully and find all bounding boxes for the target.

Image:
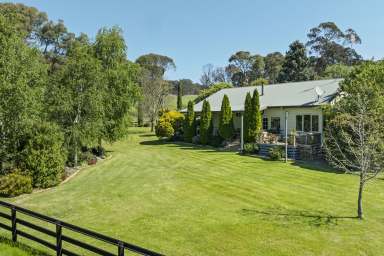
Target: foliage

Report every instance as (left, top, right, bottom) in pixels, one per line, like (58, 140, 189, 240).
(46, 42, 104, 166)
(194, 82, 233, 103)
(136, 53, 175, 78)
(200, 100, 212, 145)
(177, 83, 183, 110)
(155, 110, 184, 138)
(321, 63, 353, 79)
(94, 27, 140, 144)
(269, 146, 285, 160)
(324, 61, 384, 219)
(0, 14, 47, 172)
(243, 92, 252, 143)
(17, 122, 66, 188)
(244, 90, 262, 142)
(183, 101, 195, 142)
(218, 95, 234, 140)
(0, 172, 32, 197)
(243, 143, 259, 154)
(227, 51, 255, 87)
(278, 41, 312, 83)
(250, 78, 268, 86)
(264, 52, 284, 83)
(306, 22, 362, 73)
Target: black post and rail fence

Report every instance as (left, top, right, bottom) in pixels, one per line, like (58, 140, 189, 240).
(0, 201, 163, 256)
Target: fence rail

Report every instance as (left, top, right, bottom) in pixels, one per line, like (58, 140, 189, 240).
(0, 201, 163, 256)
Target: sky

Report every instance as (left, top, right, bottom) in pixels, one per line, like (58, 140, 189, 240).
(4, 0, 384, 82)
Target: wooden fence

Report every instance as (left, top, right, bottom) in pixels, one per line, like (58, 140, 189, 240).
(0, 201, 163, 256)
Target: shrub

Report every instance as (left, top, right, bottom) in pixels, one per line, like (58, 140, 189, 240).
(18, 122, 66, 188)
(218, 95, 234, 140)
(208, 135, 223, 147)
(243, 143, 259, 154)
(269, 146, 285, 161)
(200, 100, 212, 145)
(0, 172, 33, 197)
(155, 110, 184, 138)
(156, 119, 174, 138)
(183, 101, 195, 142)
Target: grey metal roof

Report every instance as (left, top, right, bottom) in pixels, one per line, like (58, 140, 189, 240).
(191, 79, 342, 112)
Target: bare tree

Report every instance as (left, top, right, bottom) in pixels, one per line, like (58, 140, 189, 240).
(324, 93, 384, 219)
(200, 64, 214, 87)
(140, 70, 170, 131)
(200, 64, 230, 87)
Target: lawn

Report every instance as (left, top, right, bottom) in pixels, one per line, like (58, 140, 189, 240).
(1, 127, 384, 255)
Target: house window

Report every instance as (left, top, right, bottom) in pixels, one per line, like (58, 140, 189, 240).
(262, 117, 268, 130)
(312, 115, 319, 132)
(271, 117, 280, 132)
(296, 115, 303, 131)
(303, 115, 311, 132)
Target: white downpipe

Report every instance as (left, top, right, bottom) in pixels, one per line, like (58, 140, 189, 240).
(285, 111, 288, 163)
(240, 113, 244, 152)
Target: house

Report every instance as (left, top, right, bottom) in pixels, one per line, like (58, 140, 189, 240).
(190, 79, 341, 159)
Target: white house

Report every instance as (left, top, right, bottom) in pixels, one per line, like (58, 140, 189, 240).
(191, 79, 341, 150)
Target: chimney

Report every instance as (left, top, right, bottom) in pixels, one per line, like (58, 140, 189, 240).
(261, 83, 264, 96)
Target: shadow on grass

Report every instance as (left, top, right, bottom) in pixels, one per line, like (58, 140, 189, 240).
(0, 236, 50, 256)
(241, 208, 357, 227)
(139, 139, 230, 153)
(139, 134, 156, 137)
(291, 160, 344, 174)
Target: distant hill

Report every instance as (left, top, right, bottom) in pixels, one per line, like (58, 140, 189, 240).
(165, 95, 197, 110)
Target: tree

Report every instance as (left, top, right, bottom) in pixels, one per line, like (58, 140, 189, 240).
(278, 41, 311, 83)
(183, 101, 195, 142)
(321, 63, 353, 79)
(251, 54, 265, 81)
(247, 89, 262, 142)
(200, 64, 230, 87)
(94, 26, 140, 151)
(194, 82, 233, 103)
(306, 22, 362, 73)
(227, 51, 255, 87)
(264, 52, 284, 83)
(218, 95, 233, 140)
(46, 42, 104, 167)
(243, 92, 253, 143)
(177, 83, 183, 110)
(136, 53, 175, 130)
(250, 78, 268, 86)
(324, 62, 384, 219)
(200, 100, 212, 145)
(0, 15, 47, 172)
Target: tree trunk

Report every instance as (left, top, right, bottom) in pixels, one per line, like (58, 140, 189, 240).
(74, 140, 78, 168)
(151, 120, 154, 132)
(357, 175, 364, 219)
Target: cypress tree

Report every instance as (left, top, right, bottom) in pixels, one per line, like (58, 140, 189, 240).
(183, 100, 195, 142)
(200, 100, 212, 145)
(177, 83, 183, 110)
(218, 95, 234, 140)
(250, 89, 262, 142)
(243, 92, 252, 143)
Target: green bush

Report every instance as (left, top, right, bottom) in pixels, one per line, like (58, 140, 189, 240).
(18, 122, 66, 188)
(156, 119, 174, 138)
(0, 172, 33, 197)
(208, 135, 223, 147)
(269, 146, 285, 161)
(243, 143, 259, 154)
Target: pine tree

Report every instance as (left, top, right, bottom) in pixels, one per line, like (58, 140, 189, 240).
(183, 100, 195, 142)
(177, 83, 183, 110)
(243, 92, 252, 142)
(218, 95, 234, 140)
(200, 100, 212, 145)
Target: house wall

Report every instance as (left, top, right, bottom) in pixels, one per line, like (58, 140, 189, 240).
(210, 106, 324, 136)
(263, 106, 324, 135)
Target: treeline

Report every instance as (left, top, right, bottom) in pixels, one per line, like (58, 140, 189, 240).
(200, 22, 361, 87)
(0, 3, 143, 195)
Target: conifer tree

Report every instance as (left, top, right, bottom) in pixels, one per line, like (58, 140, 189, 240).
(243, 92, 252, 142)
(183, 100, 195, 142)
(218, 95, 233, 140)
(200, 100, 212, 145)
(177, 83, 183, 110)
(249, 89, 262, 141)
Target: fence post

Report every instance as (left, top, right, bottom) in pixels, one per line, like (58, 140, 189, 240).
(56, 222, 62, 256)
(11, 207, 17, 242)
(118, 241, 124, 256)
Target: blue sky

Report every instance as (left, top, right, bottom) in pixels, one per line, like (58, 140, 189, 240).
(4, 0, 384, 82)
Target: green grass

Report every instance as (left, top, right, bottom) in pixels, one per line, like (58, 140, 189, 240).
(165, 94, 197, 110)
(1, 127, 384, 255)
